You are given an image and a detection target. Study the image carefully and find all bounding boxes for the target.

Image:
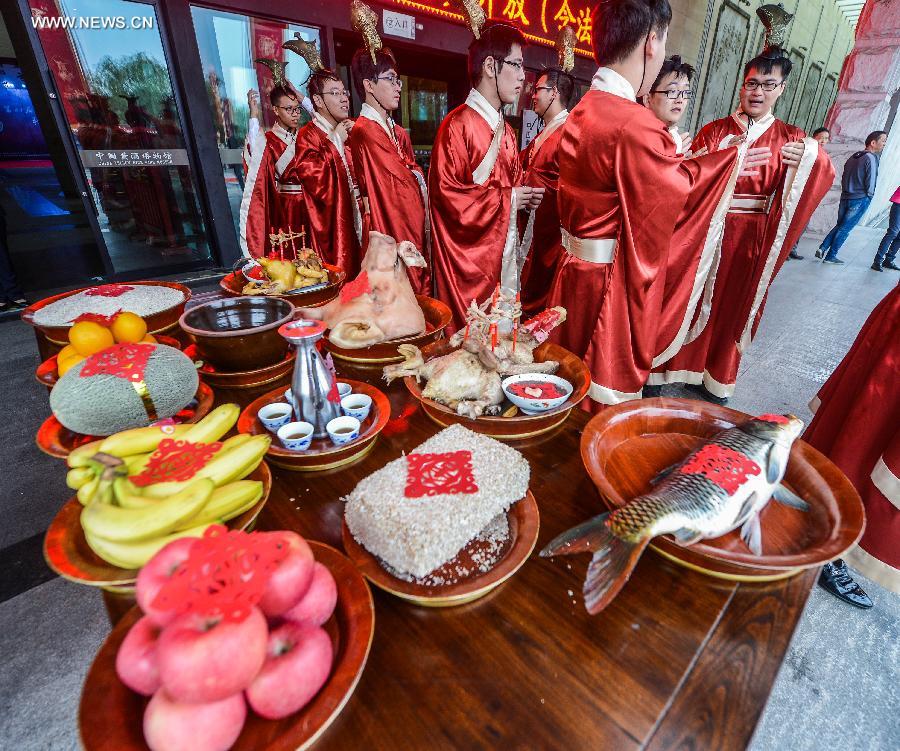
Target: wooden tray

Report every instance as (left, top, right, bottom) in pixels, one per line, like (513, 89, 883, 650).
(342, 492, 539, 607)
(580, 398, 866, 581)
(43, 462, 271, 588)
(78, 541, 374, 751)
(36, 382, 215, 459)
(183, 344, 295, 390)
(323, 296, 452, 366)
(219, 263, 346, 308)
(405, 341, 590, 440)
(21, 281, 191, 348)
(238, 380, 390, 472)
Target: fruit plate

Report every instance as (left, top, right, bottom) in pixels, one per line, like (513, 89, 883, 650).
(237, 380, 390, 472)
(78, 541, 374, 751)
(36, 382, 216, 459)
(183, 345, 295, 390)
(35, 335, 183, 391)
(405, 341, 590, 441)
(21, 281, 191, 348)
(581, 397, 866, 582)
(219, 263, 346, 308)
(322, 295, 452, 366)
(43, 462, 272, 589)
(341, 491, 540, 607)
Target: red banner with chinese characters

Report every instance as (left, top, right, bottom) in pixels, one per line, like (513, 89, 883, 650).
(386, 0, 594, 58)
(250, 18, 288, 129)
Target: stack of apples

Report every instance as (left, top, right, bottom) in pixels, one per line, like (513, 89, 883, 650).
(115, 530, 338, 751)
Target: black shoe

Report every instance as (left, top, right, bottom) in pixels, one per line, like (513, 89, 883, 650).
(642, 384, 663, 399)
(0, 298, 27, 312)
(884, 261, 900, 271)
(815, 249, 824, 259)
(871, 262, 884, 272)
(686, 382, 728, 405)
(788, 249, 804, 260)
(818, 559, 873, 608)
(823, 256, 845, 265)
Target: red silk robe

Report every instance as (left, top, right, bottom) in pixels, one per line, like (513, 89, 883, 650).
(295, 117, 362, 276)
(348, 105, 430, 294)
(430, 90, 523, 332)
(804, 286, 900, 593)
(652, 113, 835, 397)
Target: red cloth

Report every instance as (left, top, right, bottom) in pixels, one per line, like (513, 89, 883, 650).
(430, 104, 522, 333)
(348, 115, 430, 294)
(295, 122, 362, 277)
(804, 286, 900, 590)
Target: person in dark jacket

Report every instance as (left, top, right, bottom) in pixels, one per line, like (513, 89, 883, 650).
(0, 205, 27, 312)
(817, 130, 887, 265)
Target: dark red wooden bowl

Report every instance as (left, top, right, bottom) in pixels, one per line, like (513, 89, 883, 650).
(183, 344, 295, 390)
(580, 398, 866, 580)
(219, 263, 346, 308)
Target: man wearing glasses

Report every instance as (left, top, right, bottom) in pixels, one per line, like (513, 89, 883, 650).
(644, 55, 694, 154)
(651, 47, 835, 404)
(295, 70, 363, 276)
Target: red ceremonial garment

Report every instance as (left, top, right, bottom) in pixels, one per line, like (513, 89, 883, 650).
(519, 109, 568, 316)
(804, 286, 899, 593)
(651, 112, 836, 397)
(430, 89, 524, 332)
(240, 122, 309, 259)
(295, 115, 363, 276)
(348, 104, 430, 294)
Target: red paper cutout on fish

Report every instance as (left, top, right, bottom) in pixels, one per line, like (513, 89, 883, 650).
(79, 342, 154, 382)
(130, 438, 222, 487)
(69, 310, 122, 325)
(339, 270, 371, 303)
(679, 444, 761, 494)
(758, 414, 790, 424)
(84, 283, 135, 297)
(151, 527, 289, 623)
(405, 450, 478, 498)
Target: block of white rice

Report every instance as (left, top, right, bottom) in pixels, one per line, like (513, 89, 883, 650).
(344, 424, 530, 578)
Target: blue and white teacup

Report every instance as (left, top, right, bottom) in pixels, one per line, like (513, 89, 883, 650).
(326, 416, 360, 446)
(277, 421, 314, 451)
(258, 402, 293, 433)
(336, 382, 352, 399)
(341, 393, 372, 421)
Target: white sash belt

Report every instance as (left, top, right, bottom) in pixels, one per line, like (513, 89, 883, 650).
(276, 183, 303, 194)
(560, 229, 616, 264)
(729, 194, 770, 214)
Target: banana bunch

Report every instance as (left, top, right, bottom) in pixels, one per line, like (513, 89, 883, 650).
(65, 404, 271, 569)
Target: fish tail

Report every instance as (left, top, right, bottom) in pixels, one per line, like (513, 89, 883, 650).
(539, 513, 615, 558)
(583, 531, 650, 615)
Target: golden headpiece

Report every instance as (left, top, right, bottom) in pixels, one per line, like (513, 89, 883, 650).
(556, 26, 576, 74)
(351, 0, 382, 64)
(282, 34, 324, 74)
(757, 4, 794, 53)
(451, 0, 487, 39)
(254, 58, 288, 87)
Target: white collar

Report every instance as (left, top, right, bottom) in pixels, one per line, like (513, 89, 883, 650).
(359, 102, 396, 141)
(465, 88, 502, 130)
(272, 121, 296, 143)
(667, 124, 684, 154)
(313, 111, 347, 149)
(731, 109, 776, 132)
(532, 109, 569, 153)
(590, 67, 636, 102)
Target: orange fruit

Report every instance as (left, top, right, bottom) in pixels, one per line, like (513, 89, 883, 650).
(111, 312, 148, 343)
(141, 333, 157, 344)
(56, 344, 78, 363)
(58, 353, 86, 377)
(69, 321, 115, 356)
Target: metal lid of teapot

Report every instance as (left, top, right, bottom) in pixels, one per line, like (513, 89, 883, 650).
(279, 318, 327, 343)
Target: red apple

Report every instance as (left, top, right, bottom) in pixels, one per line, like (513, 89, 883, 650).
(143, 688, 245, 751)
(116, 615, 163, 696)
(136, 538, 197, 627)
(245, 623, 333, 719)
(256, 531, 315, 617)
(157, 606, 268, 703)
(282, 562, 338, 627)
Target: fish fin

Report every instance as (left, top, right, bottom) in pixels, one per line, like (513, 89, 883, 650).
(736, 492, 760, 525)
(740, 513, 763, 556)
(583, 537, 650, 615)
(773, 484, 810, 511)
(650, 462, 680, 486)
(671, 527, 704, 546)
(765, 443, 785, 484)
(540, 513, 613, 558)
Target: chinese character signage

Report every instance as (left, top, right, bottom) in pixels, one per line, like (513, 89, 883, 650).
(79, 149, 189, 168)
(387, 0, 594, 58)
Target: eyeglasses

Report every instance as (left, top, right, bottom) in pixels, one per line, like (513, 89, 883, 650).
(500, 59, 524, 71)
(323, 89, 350, 99)
(534, 85, 555, 93)
(375, 75, 402, 89)
(276, 105, 302, 115)
(742, 80, 784, 91)
(650, 89, 693, 100)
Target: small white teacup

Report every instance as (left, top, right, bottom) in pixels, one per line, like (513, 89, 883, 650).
(277, 421, 314, 451)
(341, 393, 372, 421)
(258, 402, 293, 433)
(336, 382, 352, 399)
(284, 388, 293, 403)
(326, 415, 360, 446)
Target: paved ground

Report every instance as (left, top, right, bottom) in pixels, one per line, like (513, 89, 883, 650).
(0, 229, 896, 750)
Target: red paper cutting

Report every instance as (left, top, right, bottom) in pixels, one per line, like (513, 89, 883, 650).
(757, 414, 791, 424)
(84, 283, 135, 297)
(79, 342, 155, 382)
(405, 450, 479, 498)
(130, 438, 222, 487)
(679, 444, 761, 494)
(340, 270, 371, 303)
(69, 310, 122, 325)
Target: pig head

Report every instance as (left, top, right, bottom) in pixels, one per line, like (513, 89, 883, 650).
(296, 232, 427, 348)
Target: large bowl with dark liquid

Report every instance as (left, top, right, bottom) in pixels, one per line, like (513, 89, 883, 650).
(179, 296, 294, 371)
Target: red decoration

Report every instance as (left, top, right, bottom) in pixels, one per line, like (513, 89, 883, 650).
(340, 270, 371, 303)
(679, 444, 761, 494)
(151, 527, 290, 623)
(405, 450, 479, 498)
(79, 342, 155, 382)
(130, 438, 222, 487)
(522, 308, 561, 343)
(508, 381, 567, 399)
(84, 283, 135, 297)
(758, 414, 791, 424)
(69, 310, 121, 325)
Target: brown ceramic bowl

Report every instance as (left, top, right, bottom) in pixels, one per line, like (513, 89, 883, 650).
(179, 296, 294, 372)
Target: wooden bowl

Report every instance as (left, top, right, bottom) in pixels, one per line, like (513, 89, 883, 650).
(183, 345, 295, 390)
(405, 341, 590, 441)
(21, 281, 191, 348)
(580, 398, 866, 580)
(219, 263, 346, 308)
(238, 380, 390, 472)
(323, 295, 452, 366)
(43, 462, 272, 588)
(36, 382, 215, 459)
(342, 491, 539, 607)
(79, 541, 374, 751)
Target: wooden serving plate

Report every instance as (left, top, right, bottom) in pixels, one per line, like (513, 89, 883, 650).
(183, 345, 295, 390)
(36, 382, 215, 459)
(405, 341, 590, 440)
(21, 281, 191, 349)
(43, 462, 272, 588)
(219, 263, 346, 308)
(323, 295, 452, 366)
(342, 492, 539, 607)
(78, 541, 374, 751)
(580, 398, 866, 581)
(238, 380, 390, 472)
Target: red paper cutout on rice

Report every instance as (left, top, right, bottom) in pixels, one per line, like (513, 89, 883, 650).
(69, 310, 122, 325)
(84, 283, 135, 297)
(130, 438, 222, 487)
(679, 444, 761, 494)
(405, 450, 478, 498)
(340, 270, 371, 303)
(79, 342, 155, 382)
(757, 413, 791, 424)
(151, 527, 289, 623)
